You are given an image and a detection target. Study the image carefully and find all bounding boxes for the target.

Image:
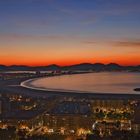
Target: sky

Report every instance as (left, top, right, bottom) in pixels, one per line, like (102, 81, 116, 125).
(0, 0, 140, 66)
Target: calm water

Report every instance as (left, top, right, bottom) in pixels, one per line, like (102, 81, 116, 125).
(23, 72, 140, 94)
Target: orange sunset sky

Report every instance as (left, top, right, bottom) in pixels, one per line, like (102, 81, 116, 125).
(0, 0, 140, 66)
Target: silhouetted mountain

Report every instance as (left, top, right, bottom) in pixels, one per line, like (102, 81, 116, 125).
(0, 63, 139, 72)
(62, 63, 94, 71)
(41, 64, 60, 71)
(7, 65, 31, 71)
(33, 64, 60, 71)
(125, 65, 140, 72)
(92, 63, 105, 71)
(0, 65, 7, 71)
(105, 63, 122, 71)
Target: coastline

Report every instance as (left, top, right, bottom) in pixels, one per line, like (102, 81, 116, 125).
(20, 72, 140, 95)
(20, 76, 95, 94)
(1, 73, 140, 100)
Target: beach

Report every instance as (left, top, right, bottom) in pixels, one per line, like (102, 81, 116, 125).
(1, 74, 140, 100)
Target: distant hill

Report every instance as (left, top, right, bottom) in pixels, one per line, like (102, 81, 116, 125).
(0, 63, 140, 72)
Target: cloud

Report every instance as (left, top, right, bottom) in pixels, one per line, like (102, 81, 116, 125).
(112, 40, 140, 47)
(82, 39, 140, 48)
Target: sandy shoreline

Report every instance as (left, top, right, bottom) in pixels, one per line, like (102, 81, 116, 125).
(1, 74, 140, 99)
(21, 75, 140, 95)
(20, 76, 95, 94)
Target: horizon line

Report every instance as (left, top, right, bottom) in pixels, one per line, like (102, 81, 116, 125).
(0, 62, 140, 67)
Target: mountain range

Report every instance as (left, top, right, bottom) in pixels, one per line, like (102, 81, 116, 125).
(0, 63, 140, 72)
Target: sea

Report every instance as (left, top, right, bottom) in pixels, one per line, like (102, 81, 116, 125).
(22, 72, 140, 94)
